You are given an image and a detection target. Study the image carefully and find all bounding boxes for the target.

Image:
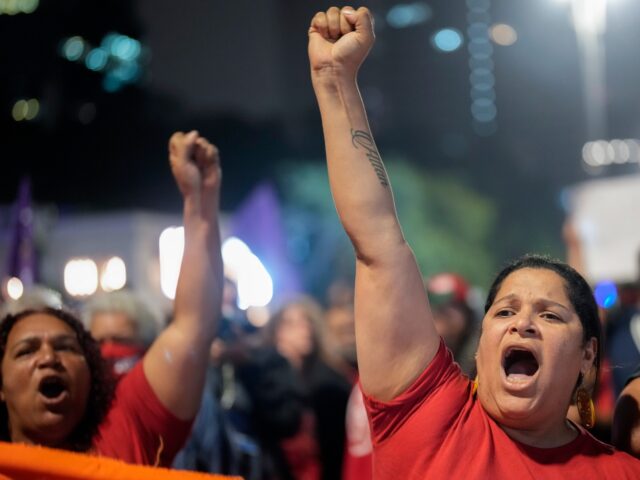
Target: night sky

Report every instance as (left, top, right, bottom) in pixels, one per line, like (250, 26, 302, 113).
(2, 0, 640, 260)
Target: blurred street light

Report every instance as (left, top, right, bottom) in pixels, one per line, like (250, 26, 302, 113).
(555, 0, 611, 141)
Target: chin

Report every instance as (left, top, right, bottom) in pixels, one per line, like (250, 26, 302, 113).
(36, 414, 78, 440)
(485, 392, 541, 424)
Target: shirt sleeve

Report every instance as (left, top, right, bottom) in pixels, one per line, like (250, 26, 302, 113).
(94, 362, 194, 466)
(362, 339, 470, 445)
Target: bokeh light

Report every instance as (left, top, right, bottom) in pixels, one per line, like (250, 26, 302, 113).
(0, 0, 39, 15)
(594, 281, 618, 309)
(6, 277, 24, 300)
(11, 98, 39, 122)
(159, 226, 184, 300)
(25, 99, 39, 120)
(582, 139, 640, 167)
(222, 237, 273, 310)
(387, 2, 432, 29)
(61, 36, 86, 61)
(85, 48, 109, 71)
(467, 0, 496, 133)
(101, 256, 127, 292)
(11, 99, 28, 121)
(432, 28, 464, 52)
(490, 23, 518, 46)
(64, 258, 98, 297)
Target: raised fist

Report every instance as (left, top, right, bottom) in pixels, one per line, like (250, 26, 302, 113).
(168, 130, 221, 197)
(308, 6, 375, 79)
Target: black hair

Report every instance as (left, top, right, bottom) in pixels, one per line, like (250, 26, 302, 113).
(0, 307, 114, 452)
(484, 254, 601, 377)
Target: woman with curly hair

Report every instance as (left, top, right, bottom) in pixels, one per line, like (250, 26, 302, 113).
(0, 130, 224, 466)
(0, 308, 112, 453)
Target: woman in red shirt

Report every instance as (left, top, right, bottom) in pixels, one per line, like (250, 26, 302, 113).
(308, 6, 640, 478)
(0, 131, 223, 466)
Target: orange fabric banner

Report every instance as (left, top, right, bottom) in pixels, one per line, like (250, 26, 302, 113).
(0, 442, 242, 480)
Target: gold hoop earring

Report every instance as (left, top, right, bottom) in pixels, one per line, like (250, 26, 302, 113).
(471, 376, 479, 396)
(576, 387, 595, 429)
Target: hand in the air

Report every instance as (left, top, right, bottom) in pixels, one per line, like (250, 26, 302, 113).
(169, 130, 221, 198)
(308, 6, 375, 79)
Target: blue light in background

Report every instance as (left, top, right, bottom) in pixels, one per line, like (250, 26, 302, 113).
(112, 36, 141, 61)
(594, 281, 618, 309)
(61, 31, 146, 93)
(102, 74, 123, 93)
(61, 36, 85, 61)
(387, 2, 432, 29)
(471, 99, 497, 121)
(112, 62, 140, 82)
(468, 41, 493, 58)
(467, 0, 496, 133)
(432, 28, 463, 52)
(85, 48, 109, 71)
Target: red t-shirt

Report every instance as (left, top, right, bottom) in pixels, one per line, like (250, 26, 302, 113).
(280, 410, 321, 480)
(363, 340, 640, 479)
(92, 362, 193, 467)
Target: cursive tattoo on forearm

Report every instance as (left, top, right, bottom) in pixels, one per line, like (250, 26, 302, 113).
(351, 129, 389, 187)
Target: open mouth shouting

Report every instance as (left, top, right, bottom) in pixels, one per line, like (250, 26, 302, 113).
(38, 376, 70, 408)
(502, 346, 539, 390)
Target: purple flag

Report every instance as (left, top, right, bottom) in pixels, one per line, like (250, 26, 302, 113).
(229, 182, 302, 301)
(4, 178, 37, 287)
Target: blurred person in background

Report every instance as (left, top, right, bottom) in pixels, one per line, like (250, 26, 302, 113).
(604, 284, 640, 397)
(325, 303, 357, 376)
(265, 296, 351, 480)
(182, 276, 304, 480)
(83, 289, 229, 474)
(0, 130, 223, 466)
(0, 285, 63, 317)
(563, 220, 626, 439)
(611, 250, 640, 457)
(323, 281, 372, 480)
(82, 290, 160, 378)
(426, 273, 479, 376)
(327, 300, 373, 480)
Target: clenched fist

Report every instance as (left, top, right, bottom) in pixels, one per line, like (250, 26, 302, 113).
(308, 6, 375, 80)
(169, 130, 221, 198)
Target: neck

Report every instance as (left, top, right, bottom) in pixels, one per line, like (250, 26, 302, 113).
(501, 418, 579, 448)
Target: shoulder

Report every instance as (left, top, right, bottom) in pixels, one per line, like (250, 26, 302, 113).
(362, 340, 470, 444)
(580, 430, 640, 471)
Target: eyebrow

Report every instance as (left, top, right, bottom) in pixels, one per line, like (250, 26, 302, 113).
(10, 334, 79, 351)
(493, 293, 572, 313)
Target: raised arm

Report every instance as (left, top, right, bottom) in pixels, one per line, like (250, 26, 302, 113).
(309, 7, 439, 400)
(143, 131, 223, 419)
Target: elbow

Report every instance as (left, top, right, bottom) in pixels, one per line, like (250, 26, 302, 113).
(352, 233, 410, 267)
(346, 219, 407, 266)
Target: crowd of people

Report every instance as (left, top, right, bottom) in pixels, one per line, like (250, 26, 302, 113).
(1, 6, 640, 480)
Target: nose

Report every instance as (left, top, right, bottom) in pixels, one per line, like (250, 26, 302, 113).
(508, 314, 538, 337)
(36, 343, 62, 369)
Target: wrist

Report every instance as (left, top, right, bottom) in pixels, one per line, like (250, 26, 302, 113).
(311, 64, 358, 90)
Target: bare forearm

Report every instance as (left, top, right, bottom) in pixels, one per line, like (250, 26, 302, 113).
(173, 192, 223, 345)
(313, 75, 404, 261)
(308, 7, 439, 402)
(144, 130, 223, 420)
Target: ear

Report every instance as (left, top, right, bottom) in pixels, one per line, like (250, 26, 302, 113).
(581, 337, 597, 375)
